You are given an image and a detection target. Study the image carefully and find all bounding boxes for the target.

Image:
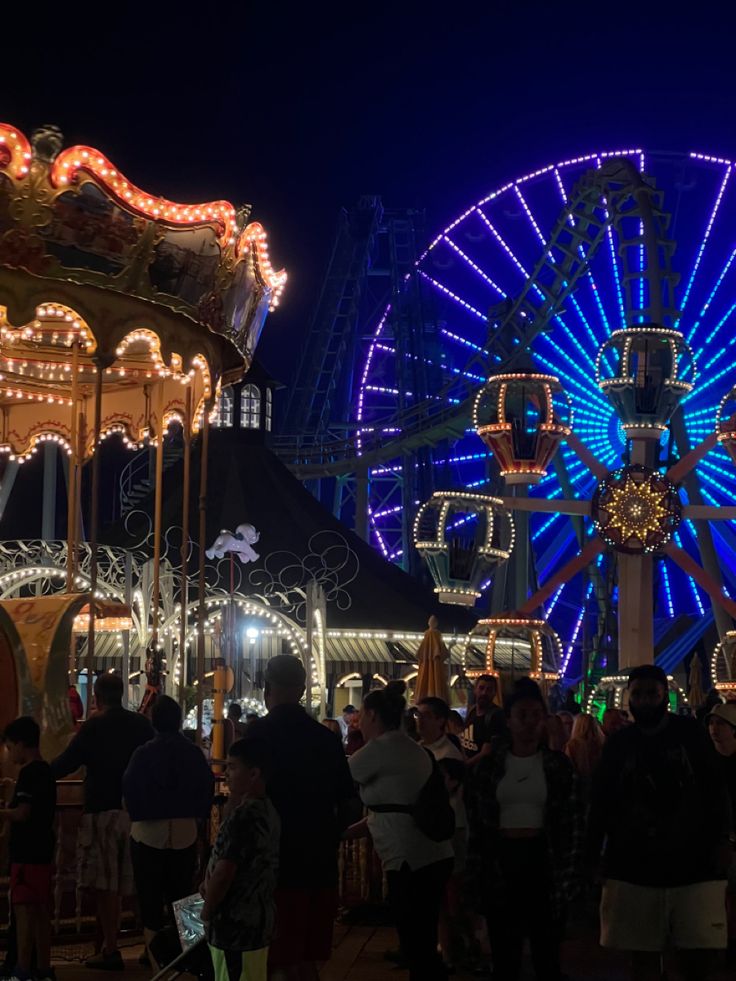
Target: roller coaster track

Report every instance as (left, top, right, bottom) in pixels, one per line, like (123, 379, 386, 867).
(275, 157, 678, 479)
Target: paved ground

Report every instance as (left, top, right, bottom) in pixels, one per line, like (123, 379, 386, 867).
(53, 942, 147, 980)
(50, 922, 735, 980)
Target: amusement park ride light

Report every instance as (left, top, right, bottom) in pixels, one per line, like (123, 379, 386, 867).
(51, 145, 239, 243)
(591, 465, 682, 555)
(710, 630, 736, 693)
(473, 373, 572, 484)
(585, 674, 689, 713)
(462, 616, 563, 684)
(414, 491, 515, 606)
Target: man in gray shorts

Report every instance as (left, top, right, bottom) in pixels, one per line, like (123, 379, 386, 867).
(52, 674, 153, 971)
(589, 664, 732, 981)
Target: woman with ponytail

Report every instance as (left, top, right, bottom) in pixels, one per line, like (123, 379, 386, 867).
(347, 687, 454, 980)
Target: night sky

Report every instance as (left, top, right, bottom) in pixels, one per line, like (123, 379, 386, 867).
(4, 2, 735, 382)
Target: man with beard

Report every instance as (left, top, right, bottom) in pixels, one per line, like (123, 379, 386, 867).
(589, 664, 731, 981)
(461, 675, 506, 765)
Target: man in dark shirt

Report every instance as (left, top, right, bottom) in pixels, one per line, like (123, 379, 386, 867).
(52, 673, 153, 972)
(0, 716, 56, 981)
(247, 655, 357, 980)
(462, 674, 506, 765)
(589, 664, 731, 981)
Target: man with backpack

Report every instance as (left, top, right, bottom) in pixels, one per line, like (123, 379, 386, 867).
(348, 687, 454, 981)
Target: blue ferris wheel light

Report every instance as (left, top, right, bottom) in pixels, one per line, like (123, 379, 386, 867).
(357, 150, 736, 678)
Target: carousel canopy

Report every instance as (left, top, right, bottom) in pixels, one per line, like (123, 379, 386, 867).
(0, 123, 285, 460)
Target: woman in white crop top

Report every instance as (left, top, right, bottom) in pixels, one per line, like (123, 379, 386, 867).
(467, 679, 582, 981)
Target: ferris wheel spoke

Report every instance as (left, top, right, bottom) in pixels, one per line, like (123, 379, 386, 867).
(519, 537, 605, 617)
(374, 341, 486, 385)
(637, 153, 647, 321)
(686, 248, 736, 350)
(475, 208, 532, 282)
(680, 163, 732, 331)
(671, 529, 707, 615)
(533, 511, 565, 543)
(683, 341, 736, 403)
(442, 235, 506, 296)
(553, 168, 615, 345)
(595, 157, 627, 326)
(367, 513, 391, 559)
(515, 184, 608, 361)
(560, 580, 595, 676)
(700, 299, 736, 354)
(534, 342, 612, 409)
(700, 481, 736, 528)
(439, 327, 487, 355)
(666, 430, 719, 484)
(664, 541, 736, 619)
(544, 584, 565, 618)
(417, 271, 488, 321)
(660, 559, 676, 617)
(479, 199, 603, 375)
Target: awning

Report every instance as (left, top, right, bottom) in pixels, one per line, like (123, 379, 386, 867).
(324, 631, 483, 674)
(325, 634, 396, 671)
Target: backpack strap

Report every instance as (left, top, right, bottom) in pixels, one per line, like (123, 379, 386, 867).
(366, 804, 413, 814)
(366, 751, 438, 814)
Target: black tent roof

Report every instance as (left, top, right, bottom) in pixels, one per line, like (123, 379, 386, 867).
(103, 428, 475, 633)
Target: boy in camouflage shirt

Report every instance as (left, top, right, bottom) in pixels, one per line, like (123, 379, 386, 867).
(201, 739, 280, 981)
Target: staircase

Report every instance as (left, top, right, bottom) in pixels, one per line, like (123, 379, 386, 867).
(118, 442, 183, 517)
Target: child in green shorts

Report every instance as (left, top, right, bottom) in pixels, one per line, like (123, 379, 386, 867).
(201, 738, 280, 981)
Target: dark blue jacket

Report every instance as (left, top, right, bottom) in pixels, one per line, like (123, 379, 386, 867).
(123, 732, 214, 822)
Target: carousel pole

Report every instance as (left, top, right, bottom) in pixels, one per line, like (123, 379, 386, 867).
(122, 551, 132, 708)
(84, 356, 106, 713)
(195, 403, 210, 746)
(66, 341, 80, 592)
(139, 380, 167, 714)
(178, 385, 192, 710)
(210, 554, 233, 766)
(150, 381, 166, 655)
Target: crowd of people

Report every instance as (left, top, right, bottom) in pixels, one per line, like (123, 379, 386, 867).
(1, 659, 735, 981)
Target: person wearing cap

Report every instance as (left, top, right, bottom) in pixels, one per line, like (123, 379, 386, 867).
(338, 705, 357, 747)
(589, 664, 732, 981)
(245, 655, 358, 980)
(707, 701, 736, 966)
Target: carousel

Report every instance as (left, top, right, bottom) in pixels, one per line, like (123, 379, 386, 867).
(0, 122, 285, 757)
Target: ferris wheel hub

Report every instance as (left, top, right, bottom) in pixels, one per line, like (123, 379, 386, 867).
(592, 464, 682, 555)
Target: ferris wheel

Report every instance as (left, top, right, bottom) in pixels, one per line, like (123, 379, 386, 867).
(357, 149, 736, 677)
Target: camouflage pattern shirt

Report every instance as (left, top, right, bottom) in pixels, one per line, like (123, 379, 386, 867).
(207, 796, 280, 951)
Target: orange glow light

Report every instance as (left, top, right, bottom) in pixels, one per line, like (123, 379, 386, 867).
(0, 125, 32, 179)
(236, 222, 288, 308)
(50, 145, 237, 244)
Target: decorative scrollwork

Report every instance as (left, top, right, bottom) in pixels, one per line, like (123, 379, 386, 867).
(247, 531, 359, 624)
